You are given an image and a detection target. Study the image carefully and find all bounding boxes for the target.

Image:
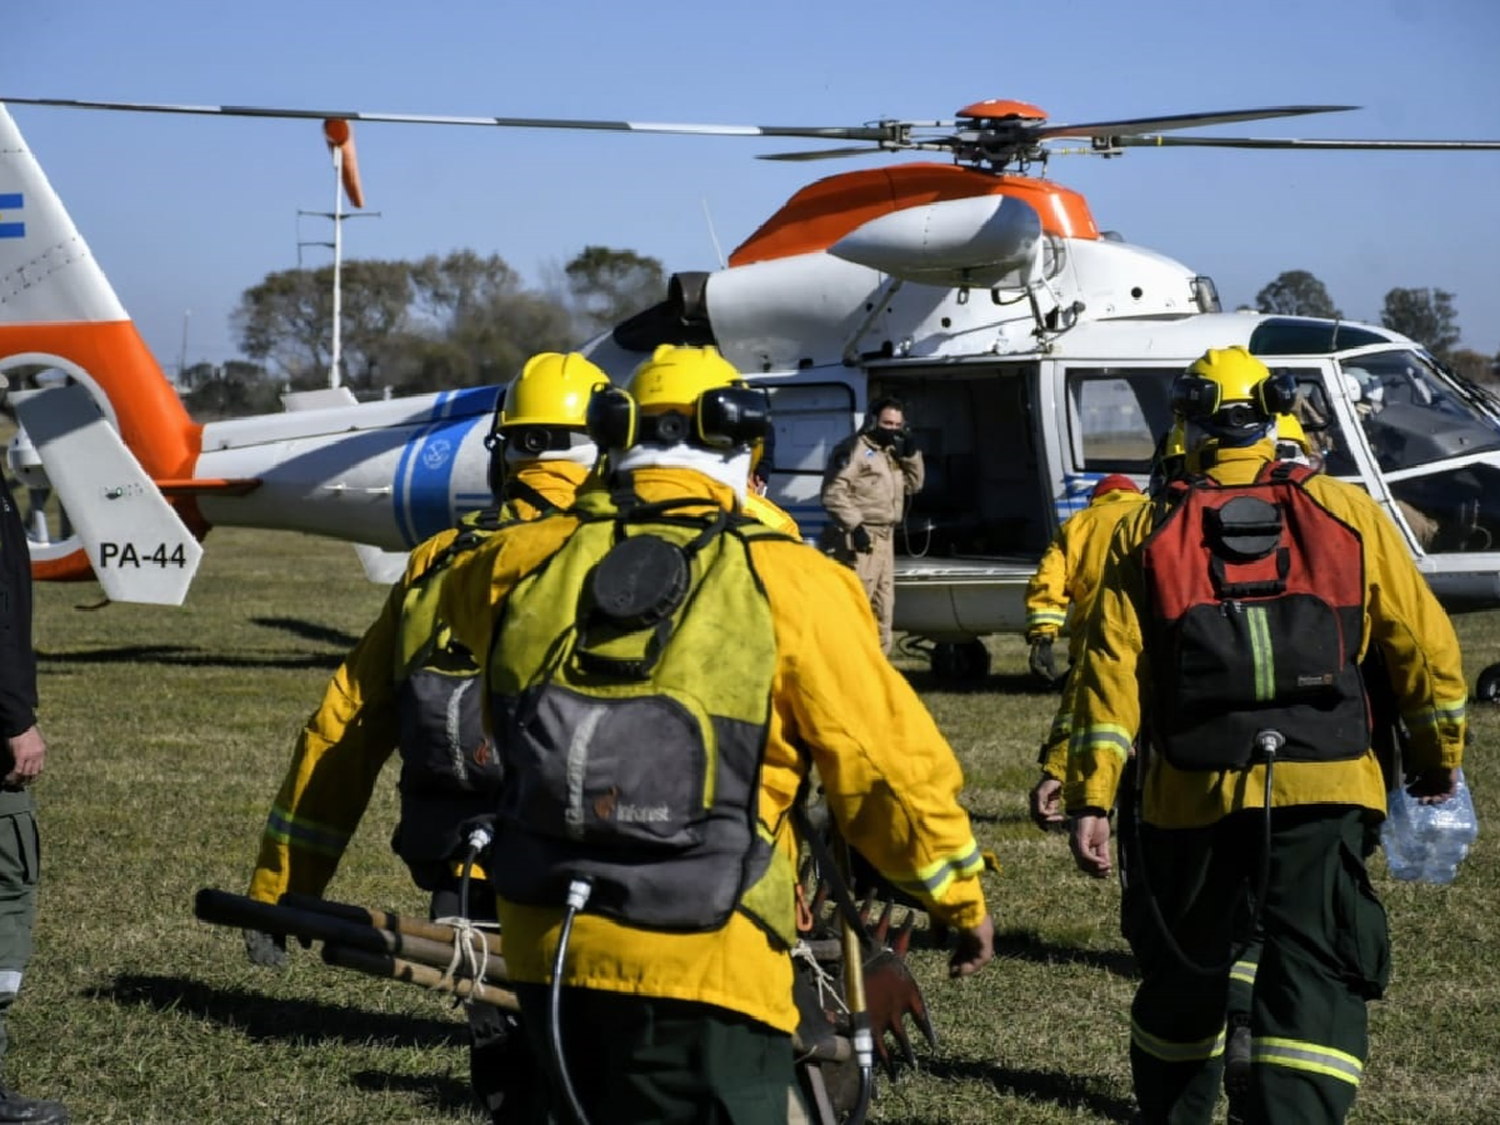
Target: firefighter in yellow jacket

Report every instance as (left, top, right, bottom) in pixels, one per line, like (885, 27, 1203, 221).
(1024, 473, 1148, 830)
(818, 398, 924, 653)
(1065, 347, 1468, 1125)
(436, 345, 994, 1124)
(244, 351, 610, 1123)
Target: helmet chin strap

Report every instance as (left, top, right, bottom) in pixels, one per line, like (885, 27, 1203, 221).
(614, 442, 751, 506)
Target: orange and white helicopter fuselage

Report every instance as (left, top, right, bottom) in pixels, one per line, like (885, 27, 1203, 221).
(4, 100, 1500, 678)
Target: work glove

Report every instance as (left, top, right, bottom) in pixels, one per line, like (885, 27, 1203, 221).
(244, 928, 288, 970)
(890, 430, 917, 460)
(850, 525, 874, 554)
(1028, 637, 1058, 683)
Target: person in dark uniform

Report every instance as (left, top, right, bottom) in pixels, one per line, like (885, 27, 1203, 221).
(0, 459, 68, 1125)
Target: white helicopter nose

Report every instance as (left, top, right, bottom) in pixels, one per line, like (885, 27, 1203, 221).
(829, 194, 1043, 289)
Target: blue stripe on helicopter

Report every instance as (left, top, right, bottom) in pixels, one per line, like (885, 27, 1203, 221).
(392, 387, 496, 546)
(0, 193, 21, 239)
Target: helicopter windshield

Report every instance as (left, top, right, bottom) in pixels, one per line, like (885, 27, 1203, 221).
(1340, 349, 1500, 472)
(1334, 349, 1500, 555)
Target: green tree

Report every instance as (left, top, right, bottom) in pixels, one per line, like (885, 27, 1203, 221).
(234, 248, 626, 396)
(564, 246, 667, 338)
(1380, 287, 1461, 358)
(181, 360, 282, 419)
(233, 260, 412, 386)
(397, 250, 574, 392)
(1254, 270, 1341, 318)
(1446, 348, 1493, 385)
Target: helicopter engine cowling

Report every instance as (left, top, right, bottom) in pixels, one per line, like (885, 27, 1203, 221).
(829, 194, 1043, 289)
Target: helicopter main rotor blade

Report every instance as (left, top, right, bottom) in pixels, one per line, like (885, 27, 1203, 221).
(1114, 134, 1500, 151)
(1032, 105, 1358, 140)
(0, 95, 898, 142)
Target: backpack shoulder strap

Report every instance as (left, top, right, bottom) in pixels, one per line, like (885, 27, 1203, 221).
(501, 477, 558, 518)
(1257, 460, 1318, 486)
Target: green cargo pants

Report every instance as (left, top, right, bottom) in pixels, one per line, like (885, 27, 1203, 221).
(0, 787, 39, 1071)
(510, 984, 806, 1124)
(1122, 805, 1389, 1125)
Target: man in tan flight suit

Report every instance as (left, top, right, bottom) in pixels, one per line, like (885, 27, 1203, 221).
(819, 397, 925, 652)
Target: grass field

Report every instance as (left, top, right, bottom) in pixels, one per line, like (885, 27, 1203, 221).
(15, 526, 1500, 1123)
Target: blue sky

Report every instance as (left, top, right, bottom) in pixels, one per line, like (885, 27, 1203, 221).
(6, 0, 1499, 368)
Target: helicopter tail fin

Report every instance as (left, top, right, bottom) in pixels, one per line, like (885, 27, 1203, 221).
(0, 103, 209, 585)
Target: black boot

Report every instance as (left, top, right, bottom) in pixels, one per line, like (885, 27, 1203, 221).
(0, 1086, 68, 1124)
(469, 1007, 537, 1124)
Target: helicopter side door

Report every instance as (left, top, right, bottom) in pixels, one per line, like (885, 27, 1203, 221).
(867, 362, 1051, 559)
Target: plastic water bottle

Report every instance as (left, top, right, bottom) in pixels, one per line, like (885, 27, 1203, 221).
(1382, 769, 1478, 885)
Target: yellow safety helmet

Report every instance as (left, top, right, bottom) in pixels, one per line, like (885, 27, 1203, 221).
(1149, 419, 1188, 491)
(749, 424, 780, 482)
(1164, 419, 1187, 460)
(628, 345, 742, 413)
(1171, 346, 1298, 447)
(588, 344, 770, 451)
(489, 352, 609, 448)
(1275, 411, 1309, 453)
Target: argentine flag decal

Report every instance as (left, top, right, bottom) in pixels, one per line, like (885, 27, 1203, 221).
(0, 193, 23, 239)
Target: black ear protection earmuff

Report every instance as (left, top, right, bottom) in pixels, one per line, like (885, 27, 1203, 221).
(586, 385, 770, 451)
(1172, 372, 1298, 426)
(695, 386, 770, 448)
(586, 386, 638, 450)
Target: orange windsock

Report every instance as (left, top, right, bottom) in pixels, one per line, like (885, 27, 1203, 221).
(322, 118, 365, 209)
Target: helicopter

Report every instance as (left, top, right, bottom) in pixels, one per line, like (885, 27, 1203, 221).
(4, 95, 1500, 687)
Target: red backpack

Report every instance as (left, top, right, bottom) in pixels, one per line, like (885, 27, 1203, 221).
(1140, 462, 1370, 771)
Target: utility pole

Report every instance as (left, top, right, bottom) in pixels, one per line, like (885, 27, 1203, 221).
(297, 147, 378, 389)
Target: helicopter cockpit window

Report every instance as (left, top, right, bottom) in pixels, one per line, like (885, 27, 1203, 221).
(1331, 350, 1500, 554)
(1064, 368, 1175, 472)
(1248, 319, 1388, 355)
(1280, 369, 1362, 478)
(1340, 350, 1500, 473)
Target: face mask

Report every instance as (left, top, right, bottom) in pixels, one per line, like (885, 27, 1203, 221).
(869, 427, 898, 447)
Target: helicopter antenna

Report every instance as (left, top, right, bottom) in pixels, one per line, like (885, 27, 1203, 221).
(701, 197, 726, 270)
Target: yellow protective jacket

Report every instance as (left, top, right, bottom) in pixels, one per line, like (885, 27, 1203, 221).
(742, 491, 802, 539)
(246, 460, 593, 905)
(1025, 489, 1150, 655)
(438, 467, 988, 1035)
(1064, 442, 1467, 829)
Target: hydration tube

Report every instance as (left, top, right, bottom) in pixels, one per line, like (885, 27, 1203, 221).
(1132, 729, 1283, 976)
(549, 877, 594, 1125)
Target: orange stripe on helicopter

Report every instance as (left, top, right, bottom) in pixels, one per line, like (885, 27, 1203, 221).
(157, 478, 261, 497)
(323, 119, 365, 209)
(0, 319, 211, 550)
(729, 164, 1098, 267)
